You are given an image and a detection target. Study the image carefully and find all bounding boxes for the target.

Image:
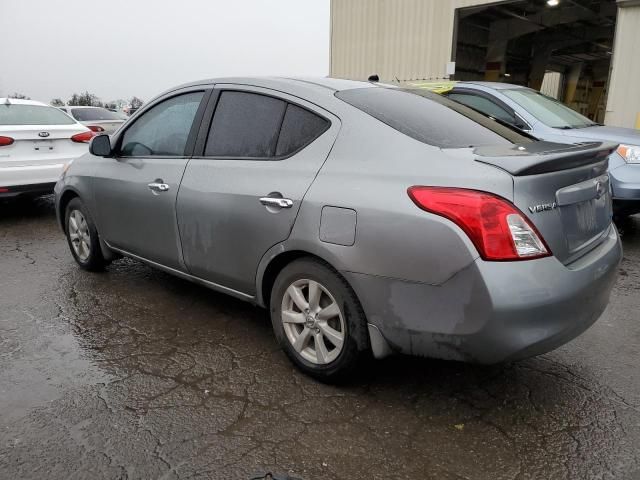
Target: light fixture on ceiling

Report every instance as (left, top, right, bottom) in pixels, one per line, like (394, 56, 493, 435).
(504, 73, 511, 77)
(547, 0, 559, 6)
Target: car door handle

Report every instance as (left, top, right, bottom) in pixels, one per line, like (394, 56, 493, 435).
(259, 197, 293, 208)
(148, 182, 170, 192)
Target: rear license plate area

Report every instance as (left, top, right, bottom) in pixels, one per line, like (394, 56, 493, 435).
(33, 140, 54, 152)
(561, 194, 611, 253)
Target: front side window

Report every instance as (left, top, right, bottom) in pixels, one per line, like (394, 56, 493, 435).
(0, 104, 76, 126)
(119, 91, 204, 157)
(448, 93, 516, 125)
(502, 88, 595, 129)
(205, 91, 287, 158)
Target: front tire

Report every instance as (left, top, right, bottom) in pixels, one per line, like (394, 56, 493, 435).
(270, 258, 368, 381)
(65, 197, 106, 271)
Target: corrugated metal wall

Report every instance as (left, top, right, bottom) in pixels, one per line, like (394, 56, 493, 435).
(540, 71, 563, 99)
(605, 3, 640, 128)
(330, 0, 501, 82)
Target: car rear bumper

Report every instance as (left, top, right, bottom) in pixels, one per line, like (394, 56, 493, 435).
(0, 182, 57, 198)
(0, 162, 66, 189)
(345, 224, 622, 364)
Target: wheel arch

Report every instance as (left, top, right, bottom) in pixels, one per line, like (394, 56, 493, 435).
(257, 246, 373, 354)
(258, 249, 331, 309)
(58, 188, 81, 233)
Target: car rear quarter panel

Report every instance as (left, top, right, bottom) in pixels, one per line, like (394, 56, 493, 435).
(263, 108, 515, 289)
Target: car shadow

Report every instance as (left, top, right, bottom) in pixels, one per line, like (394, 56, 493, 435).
(0, 195, 56, 223)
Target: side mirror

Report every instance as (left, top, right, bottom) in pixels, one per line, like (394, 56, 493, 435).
(89, 134, 113, 157)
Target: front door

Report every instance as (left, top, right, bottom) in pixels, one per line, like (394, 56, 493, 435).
(93, 89, 207, 270)
(177, 85, 340, 294)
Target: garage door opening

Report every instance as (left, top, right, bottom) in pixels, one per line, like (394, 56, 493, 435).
(452, 0, 617, 123)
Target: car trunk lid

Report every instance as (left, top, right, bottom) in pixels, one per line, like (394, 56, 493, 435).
(472, 141, 617, 264)
(0, 125, 89, 168)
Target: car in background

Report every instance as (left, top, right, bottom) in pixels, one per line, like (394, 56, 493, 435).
(58, 106, 125, 134)
(55, 78, 621, 380)
(0, 98, 93, 199)
(412, 81, 640, 218)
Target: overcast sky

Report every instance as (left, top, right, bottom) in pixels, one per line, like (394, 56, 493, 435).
(0, 0, 330, 104)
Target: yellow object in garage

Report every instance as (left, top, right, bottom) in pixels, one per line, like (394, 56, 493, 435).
(406, 80, 458, 94)
(636, 113, 640, 130)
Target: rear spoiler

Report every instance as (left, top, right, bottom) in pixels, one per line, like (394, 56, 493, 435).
(473, 141, 618, 176)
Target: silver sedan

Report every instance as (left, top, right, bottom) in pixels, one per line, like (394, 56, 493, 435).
(58, 106, 125, 134)
(54, 77, 622, 380)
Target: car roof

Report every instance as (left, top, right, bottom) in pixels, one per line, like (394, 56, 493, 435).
(0, 98, 49, 107)
(405, 80, 532, 94)
(456, 81, 529, 91)
(159, 76, 377, 99)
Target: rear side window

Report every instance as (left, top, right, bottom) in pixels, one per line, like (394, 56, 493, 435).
(204, 91, 330, 159)
(336, 88, 533, 148)
(205, 92, 286, 157)
(0, 104, 76, 126)
(119, 91, 204, 157)
(276, 104, 329, 157)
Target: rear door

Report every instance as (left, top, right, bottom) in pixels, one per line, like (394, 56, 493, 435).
(92, 88, 209, 270)
(177, 85, 340, 295)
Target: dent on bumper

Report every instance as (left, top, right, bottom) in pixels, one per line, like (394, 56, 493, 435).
(345, 225, 622, 364)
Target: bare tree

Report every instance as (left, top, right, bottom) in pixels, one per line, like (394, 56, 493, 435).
(129, 96, 144, 109)
(9, 92, 30, 99)
(50, 98, 64, 107)
(68, 91, 103, 107)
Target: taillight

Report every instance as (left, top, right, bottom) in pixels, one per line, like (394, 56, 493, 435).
(71, 131, 95, 143)
(0, 136, 14, 146)
(407, 186, 551, 261)
(87, 125, 105, 132)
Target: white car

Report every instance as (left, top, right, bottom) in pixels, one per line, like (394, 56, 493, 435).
(0, 98, 93, 199)
(58, 106, 126, 134)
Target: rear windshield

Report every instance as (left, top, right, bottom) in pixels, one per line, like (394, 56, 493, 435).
(71, 107, 124, 121)
(336, 87, 533, 148)
(0, 104, 76, 126)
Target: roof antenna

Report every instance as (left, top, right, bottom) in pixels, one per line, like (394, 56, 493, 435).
(368, 74, 379, 83)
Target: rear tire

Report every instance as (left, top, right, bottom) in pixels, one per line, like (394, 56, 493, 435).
(65, 197, 107, 272)
(270, 258, 368, 382)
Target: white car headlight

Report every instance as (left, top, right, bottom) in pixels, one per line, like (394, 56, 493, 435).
(617, 144, 640, 164)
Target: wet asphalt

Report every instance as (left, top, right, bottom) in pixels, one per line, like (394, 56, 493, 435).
(0, 196, 639, 480)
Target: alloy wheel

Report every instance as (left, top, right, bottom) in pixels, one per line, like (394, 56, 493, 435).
(281, 278, 346, 365)
(68, 209, 91, 261)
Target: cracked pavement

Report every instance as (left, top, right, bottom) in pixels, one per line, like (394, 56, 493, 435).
(1, 197, 640, 480)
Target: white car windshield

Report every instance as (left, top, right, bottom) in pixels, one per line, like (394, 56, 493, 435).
(0, 104, 76, 125)
(502, 89, 596, 129)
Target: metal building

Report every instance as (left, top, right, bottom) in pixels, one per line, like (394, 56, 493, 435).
(330, 0, 640, 128)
